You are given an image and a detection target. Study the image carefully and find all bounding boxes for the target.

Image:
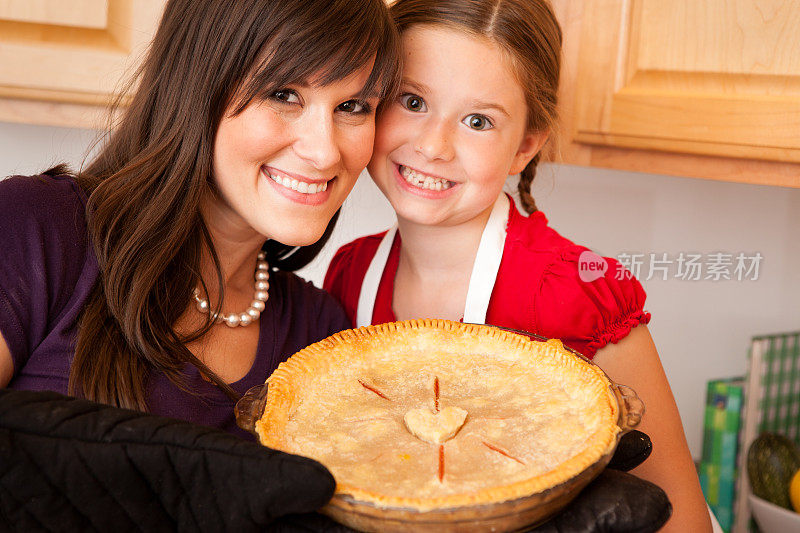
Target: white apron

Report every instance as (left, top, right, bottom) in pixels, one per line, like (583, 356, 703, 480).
(355, 194, 510, 327)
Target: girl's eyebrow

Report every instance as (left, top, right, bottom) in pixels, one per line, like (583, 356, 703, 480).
(401, 77, 509, 117)
(467, 99, 510, 118)
(402, 76, 510, 118)
(400, 78, 429, 95)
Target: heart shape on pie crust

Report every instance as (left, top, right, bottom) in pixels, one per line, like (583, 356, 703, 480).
(404, 406, 468, 444)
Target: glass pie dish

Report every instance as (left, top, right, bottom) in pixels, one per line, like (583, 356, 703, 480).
(236, 320, 644, 532)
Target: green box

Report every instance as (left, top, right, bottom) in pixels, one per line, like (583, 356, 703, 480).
(699, 377, 744, 533)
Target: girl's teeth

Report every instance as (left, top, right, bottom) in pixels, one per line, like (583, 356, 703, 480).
(268, 171, 328, 194)
(400, 165, 453, 191)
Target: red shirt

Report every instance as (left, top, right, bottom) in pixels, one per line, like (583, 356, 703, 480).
(324, 201, 650, 359)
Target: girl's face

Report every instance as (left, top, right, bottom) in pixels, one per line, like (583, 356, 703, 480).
(369, 25, 546, 228)
(211, 64, 379, 246)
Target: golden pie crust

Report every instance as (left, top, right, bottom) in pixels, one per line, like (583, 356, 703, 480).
(256, 320, 620, 511)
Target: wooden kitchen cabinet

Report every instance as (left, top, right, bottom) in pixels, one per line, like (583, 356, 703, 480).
(551, 0, 800, 187)
(0, 0, 166, 129)
(1, 0, 798, 187)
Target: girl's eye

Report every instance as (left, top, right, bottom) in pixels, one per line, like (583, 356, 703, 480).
(463, 114, 493, 131)
(270, 89, 300, 104)
(337, 100, 371, 114)
(400, 94, 427, 112)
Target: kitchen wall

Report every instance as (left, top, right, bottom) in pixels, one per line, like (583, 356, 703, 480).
(0, 121, 98, 176)
(2, 120, 799, 458)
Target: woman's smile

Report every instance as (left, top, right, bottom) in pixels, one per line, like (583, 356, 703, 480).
(261, 166, 333, 206)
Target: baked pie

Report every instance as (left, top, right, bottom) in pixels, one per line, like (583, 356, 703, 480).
(254, 320, 638, 530)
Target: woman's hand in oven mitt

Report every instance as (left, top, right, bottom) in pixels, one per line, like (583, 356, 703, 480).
(268, 430, 672, 533)
(529, 430, 672, 533)
(0, 389, 335, 532)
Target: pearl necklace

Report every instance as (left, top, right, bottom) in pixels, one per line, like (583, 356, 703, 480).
(192, 251, 269, 328)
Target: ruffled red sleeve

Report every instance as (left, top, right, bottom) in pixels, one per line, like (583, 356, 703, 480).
(535, 246, 651, 359)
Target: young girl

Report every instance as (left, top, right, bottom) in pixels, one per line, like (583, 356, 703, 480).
(0, 0, 399, 439)
(324, 0, 711, 530)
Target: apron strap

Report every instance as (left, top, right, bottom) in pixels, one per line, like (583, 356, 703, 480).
(462, 194, 510, 324)
(356, 226, 397, 327)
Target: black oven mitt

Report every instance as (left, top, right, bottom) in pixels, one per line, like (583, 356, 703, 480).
(0, 389, 335, 532)
(268, 430, 671, 533)
(528, 432, 670, 532)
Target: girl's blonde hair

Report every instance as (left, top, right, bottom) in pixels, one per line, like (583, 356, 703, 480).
(390, 0, 561, 213)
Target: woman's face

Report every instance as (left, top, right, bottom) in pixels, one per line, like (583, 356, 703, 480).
(211, 64, 379, 246)
(368, 25, 546, 228)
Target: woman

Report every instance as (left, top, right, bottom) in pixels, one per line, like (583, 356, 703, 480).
(0, 0, 400, 439)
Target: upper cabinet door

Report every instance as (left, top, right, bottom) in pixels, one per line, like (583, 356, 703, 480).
(555, 0, 800, 187)
(0, 0, 165, 128)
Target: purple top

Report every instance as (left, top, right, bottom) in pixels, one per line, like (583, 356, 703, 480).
(0, 174, 350, 440)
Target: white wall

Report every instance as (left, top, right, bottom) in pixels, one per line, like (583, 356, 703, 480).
(0, 122, 99, 177)
(3, 120, 799, 458)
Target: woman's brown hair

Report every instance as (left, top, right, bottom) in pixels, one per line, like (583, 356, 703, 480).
(63, 0, 401, 410)
(390, 0, 561, 213)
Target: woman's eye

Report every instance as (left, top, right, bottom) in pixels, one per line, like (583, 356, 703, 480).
(337, 100, 371, 114)
(463, 114, 493, 131)
(270, 89, 300, 104)
(400, 94, 427, 112)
